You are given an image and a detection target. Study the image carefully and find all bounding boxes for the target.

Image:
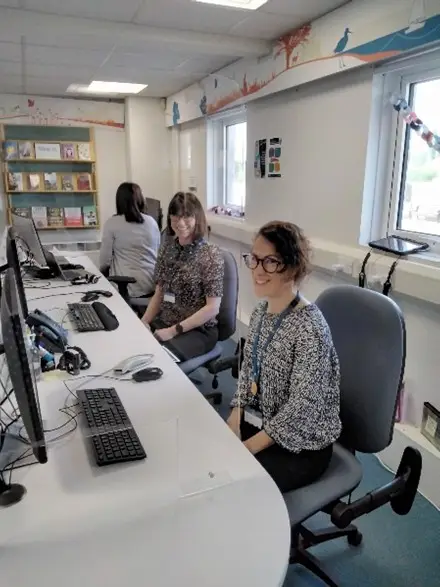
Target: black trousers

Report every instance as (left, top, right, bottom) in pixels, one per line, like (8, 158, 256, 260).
(241, 421, 333, 494)
(152, 318, 218, 361)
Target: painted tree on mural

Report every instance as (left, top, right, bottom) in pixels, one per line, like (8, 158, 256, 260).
(274, 23, 312, 70)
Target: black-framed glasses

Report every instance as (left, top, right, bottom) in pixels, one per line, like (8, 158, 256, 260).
(242, 253, 283, 274)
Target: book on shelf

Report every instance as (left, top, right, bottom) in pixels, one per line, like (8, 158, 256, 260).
(64, 207, 82, 227)
(44, 172, 58, 191)
(31, 206, 48, 229)
(27, 173, 41, 191)
(19, 141, 34, 159)
(61, 143, 76, 160)
(61, 174, 75, 191)
(7, 171, 23, 191)
(47, 207, 64, 228)
(11, 207, 30, 218)
(77, 173, 92, 191)
(4, 140, 18, 160)
(83, 205, 97, 226)
(77, 143, 91, 161)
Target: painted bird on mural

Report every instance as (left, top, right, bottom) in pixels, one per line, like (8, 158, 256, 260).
(334, 27, 352, 69)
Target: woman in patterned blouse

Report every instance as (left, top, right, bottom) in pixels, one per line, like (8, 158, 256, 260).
(142, 192, 224, 360)
(228, 221, 341, 493)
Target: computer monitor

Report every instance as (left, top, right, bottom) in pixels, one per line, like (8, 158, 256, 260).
(0, 268, 47, 505)
(6, 227, 29, 318)
(11, 213, 47, 267)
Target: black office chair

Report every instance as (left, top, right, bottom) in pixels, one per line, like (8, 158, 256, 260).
(178, 250, 239, 400)
(145, 197, 163, 231)
(216, 285, 422, 586)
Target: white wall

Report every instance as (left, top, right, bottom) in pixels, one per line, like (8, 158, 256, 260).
(125, 97, 173, 211)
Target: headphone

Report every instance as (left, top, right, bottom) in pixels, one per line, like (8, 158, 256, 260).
(358, 251, 371, 288)
(70, 273, 100, 285)
(57, 345, 91, 374)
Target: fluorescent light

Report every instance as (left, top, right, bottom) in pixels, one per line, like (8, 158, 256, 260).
(193, 0, 268, 9)
(88, 81, 147, 94)
(66, 81, 147, 95)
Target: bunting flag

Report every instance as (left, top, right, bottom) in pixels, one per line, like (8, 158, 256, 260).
(390, 94, 440, 153)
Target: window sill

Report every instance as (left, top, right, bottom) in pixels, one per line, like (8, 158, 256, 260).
(209, 219, 440, 306)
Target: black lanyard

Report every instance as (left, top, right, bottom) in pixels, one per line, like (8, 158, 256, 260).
(251, 292, 300, 395)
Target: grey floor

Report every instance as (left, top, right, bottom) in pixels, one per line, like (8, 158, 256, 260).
(195, 341, 440, 587)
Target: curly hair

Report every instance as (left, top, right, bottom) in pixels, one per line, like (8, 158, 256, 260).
(257, 221, 312, 283)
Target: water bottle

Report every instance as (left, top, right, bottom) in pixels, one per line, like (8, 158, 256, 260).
(28, 334, 42, 381)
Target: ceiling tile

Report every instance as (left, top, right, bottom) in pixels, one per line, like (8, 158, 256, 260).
(0, 1, 20, 6)
(134, 0, 249, 35)
(229, 12, 298, 39)
(176, 55, 237, 75)
(21, 0, 143, 22)
(25, 45, 110, 67)
(25, 62, 95, 81)
(261, 0, 350, 19)
(0, 41, 21, 61)
(0, 61, 21, 76)
(22, 32, 116, 52)
(107, 47, 189, 71)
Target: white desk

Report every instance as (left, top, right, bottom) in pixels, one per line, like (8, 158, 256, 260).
(0, 256, 290, 587)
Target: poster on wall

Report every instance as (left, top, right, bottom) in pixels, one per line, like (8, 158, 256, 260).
(268, 138, 282, 178)
(254, 139, 267, 178)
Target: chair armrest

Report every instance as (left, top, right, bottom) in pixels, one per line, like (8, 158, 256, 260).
(207, 355, 239, 376)
(107, 275, 136, 285)
(331, 446, 422, 529)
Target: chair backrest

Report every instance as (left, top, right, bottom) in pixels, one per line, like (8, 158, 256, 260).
(315, 285, 406, 454)
(145, 198, 163, 230)
(217, 250, 239, 341)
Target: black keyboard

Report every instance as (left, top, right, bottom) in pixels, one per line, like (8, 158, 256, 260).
(68, 301, 119, 332)
(77, 387, 147, 467)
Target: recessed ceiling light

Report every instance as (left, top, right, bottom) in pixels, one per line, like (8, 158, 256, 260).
(66, 81, 147, 95)
(193, 0, 268, 9)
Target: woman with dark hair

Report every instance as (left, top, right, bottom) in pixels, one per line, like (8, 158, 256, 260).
(100, 182, 160, 297)
(227, 221, 341, 493)
(142, 192, 224, 360)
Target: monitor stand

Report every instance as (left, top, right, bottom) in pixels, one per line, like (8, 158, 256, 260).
(0, 479, 26, 506)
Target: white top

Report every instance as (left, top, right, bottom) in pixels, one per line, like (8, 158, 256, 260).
(0, 256, 290, 587)
(99, 213, 161, 297)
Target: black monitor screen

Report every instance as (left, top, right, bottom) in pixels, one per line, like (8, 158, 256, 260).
(1, 268, 47, 463)
(6, 228, 29, 318)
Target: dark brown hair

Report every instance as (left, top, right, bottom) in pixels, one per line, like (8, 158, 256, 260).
(167, 191, 207, 240)
(257, 221, 311, 283)
(115, 182, 145, 223)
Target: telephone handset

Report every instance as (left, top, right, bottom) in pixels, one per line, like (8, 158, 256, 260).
(26, 310, 68, 354)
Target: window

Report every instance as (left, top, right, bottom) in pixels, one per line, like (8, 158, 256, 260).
(376, 52, 440, 251)
(208, 108, 247, 216)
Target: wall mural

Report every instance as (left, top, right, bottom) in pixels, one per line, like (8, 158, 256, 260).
(0, 95, 125, 129)
(166, 0, 440, 127)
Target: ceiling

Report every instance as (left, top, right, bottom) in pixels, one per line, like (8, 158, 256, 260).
(0, 0, 351, 98)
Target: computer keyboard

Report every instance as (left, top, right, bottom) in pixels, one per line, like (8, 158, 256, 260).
(68, 301, 119, 332)
(77, 387, 147, 467)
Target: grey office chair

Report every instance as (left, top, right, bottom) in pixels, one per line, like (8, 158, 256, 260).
(285, 285, 422, 586)
(179, 249, 239, 400)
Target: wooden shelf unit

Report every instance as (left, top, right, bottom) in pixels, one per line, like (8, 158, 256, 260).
(1, 124, 100, 231)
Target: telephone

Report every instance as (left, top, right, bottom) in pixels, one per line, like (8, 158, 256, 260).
(26, 310, 68, 354)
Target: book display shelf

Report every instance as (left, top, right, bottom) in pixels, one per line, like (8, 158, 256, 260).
(1, 124, 100, 231)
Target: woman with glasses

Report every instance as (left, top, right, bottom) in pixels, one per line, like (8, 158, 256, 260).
(227, 221, 341, 493)
(142, 192, 224, 360)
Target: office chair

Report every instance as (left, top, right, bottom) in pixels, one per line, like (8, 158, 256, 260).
(145, 197, 163, 231)
(178, 250, 239, 400)
(214, 285, 421, 586)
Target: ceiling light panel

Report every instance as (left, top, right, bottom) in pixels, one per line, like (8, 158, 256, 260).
(192, 0, 268, 9)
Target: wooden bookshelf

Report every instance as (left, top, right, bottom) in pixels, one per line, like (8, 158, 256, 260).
(1, 124, 100, 231)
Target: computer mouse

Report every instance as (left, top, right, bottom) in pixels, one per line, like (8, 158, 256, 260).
(81, 292, 99, 302)
(132, 367, 163, 382)
(113, 354, 154, 375)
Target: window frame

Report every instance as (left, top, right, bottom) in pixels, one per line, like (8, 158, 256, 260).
(207, 107, 247, 215)
(376, 50, 440, 254)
